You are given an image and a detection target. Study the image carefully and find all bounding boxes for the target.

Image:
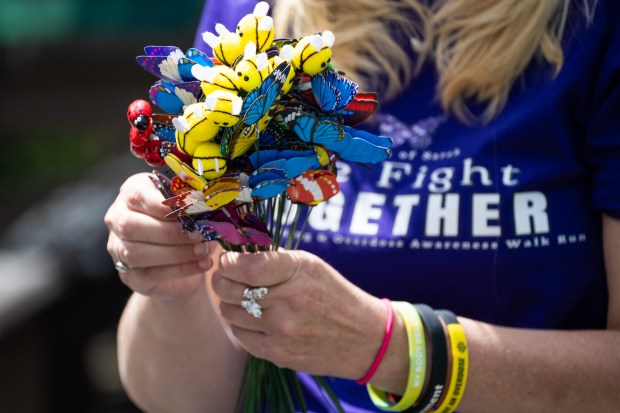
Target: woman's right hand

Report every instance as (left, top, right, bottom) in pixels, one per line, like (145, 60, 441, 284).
(104, 173, 215, 301)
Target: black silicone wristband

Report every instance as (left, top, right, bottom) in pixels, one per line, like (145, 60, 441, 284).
(405, 304, 449, 413)
(436, 309, 459, 325)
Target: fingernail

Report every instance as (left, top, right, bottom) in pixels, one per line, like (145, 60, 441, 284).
(194, 242, 209, 256)
(198, 257, 212, 269)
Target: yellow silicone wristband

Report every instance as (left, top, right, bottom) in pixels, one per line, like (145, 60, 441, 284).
(433, 318, 468, 413)
(367, 301, 426, 411)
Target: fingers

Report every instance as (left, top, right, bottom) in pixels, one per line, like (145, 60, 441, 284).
(108, 232, 211, 269)
(119, 263, 208, 297)
(219, 302, 265, 332)
(108, 232, 212, 287)
(104, 174, 201, 246)
(104, 173, 216, 300)
(211, 271, 249, 305)
(121, 173, 172, 218)
(217, 250, 304, 287)
(105, 200, 201, 245)
(110, 208, 201, 245)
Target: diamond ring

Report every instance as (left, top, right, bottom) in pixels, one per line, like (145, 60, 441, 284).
(243, 287, 269, 300)
(241, 287, 269, 318)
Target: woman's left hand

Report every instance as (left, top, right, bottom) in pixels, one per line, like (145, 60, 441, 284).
(211, 249, 390, 380)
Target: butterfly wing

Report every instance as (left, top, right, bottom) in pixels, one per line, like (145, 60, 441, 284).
(195, 220, 249, 245)
(144, 46, 181, 56)
(311, 76, 341, 113)
(311, 70, 359, 113)
(203, 187, 243, 210)
(148, 171, 175, 198)
(287, 169, 340, 205)
(337, 93, 379, 126)
(221, 124, 258, 159)
(177, 57, 199, 82)
(149, 81, 184, 114)
(281, 110, 344, 145)
(258, 121, 288, 147)
(163, 190, 211, 218)
(282, 155, 321, 178)
(185, 48, 213, 67)
(241, 84, 280, 126)
(151, 113, 176, 142)
(239, 212, 270, 234)
(248, 165, 288, 186)
(202, 177, 244, 209)
(251, 179, 290, 200)
(170, 176, 192, 195)
(164, 154, 207, 191)
(136, 55, 184, 84)
(332, 128, 392, 164)
(240, 227, 273, 246)
(248, 149, 282, 169)
(249, 148, 320, 173)
(249, 166, 289, 200)
(149, 81, 200, 114)
(175, 81, 201, 106)
(343, 125, 393, 148)
(241, 62, 291, 126)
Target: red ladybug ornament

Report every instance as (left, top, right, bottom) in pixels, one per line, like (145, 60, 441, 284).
(127, 99, 153, 146)
(129, 126, 151, 147)
(142, 140, 165, 167)
(127, 99, 152, 126)
(130, 144, 147, 158)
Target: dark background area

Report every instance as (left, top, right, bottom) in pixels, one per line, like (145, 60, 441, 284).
(0, 1, 205, 411)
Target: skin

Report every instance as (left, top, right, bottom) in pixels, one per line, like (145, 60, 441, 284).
(105, 173, 620, 413)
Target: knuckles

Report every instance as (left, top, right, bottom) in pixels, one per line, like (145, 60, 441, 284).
(286, 290, 314, 315)
(123, 186, 145, 211)
(117, 241, 143, 266)
(115, 213, 137, 240)
(270, 317, 296, 340)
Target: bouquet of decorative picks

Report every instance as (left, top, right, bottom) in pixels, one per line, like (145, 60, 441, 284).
(125, 2, 392, 411)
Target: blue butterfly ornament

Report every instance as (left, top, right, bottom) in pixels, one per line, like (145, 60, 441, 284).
(241, 61, 292, 126)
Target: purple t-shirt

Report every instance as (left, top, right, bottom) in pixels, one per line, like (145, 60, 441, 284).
(195, 0, 619, 410)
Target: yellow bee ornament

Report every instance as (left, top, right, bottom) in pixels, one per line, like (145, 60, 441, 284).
(270, 44, 296, 94)
(173, 103, 220, 156)
(236, 1, 275, 53)
(204, 90, 243, 127)
(234, 43, 271, 93)
(202, 23, 244, 67)
(192, 141, 228, 180)
(292, 31, 335, 76)
(191, 64, 241, 97)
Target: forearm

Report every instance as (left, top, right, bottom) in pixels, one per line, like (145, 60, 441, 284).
(458, 318, 620, 413)
(369, 314, 620, 412)
(117, 279, 246, 413)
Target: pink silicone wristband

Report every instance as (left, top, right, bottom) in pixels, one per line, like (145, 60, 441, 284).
(357, 298, 395, 384)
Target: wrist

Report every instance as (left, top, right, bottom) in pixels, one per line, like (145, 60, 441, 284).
(363, 301, 409, 393)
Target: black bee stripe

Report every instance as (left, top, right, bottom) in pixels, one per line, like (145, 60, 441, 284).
(300, 43, 318, 69)
(220, 73, 239, 92)
(252, 16, 260, 49)
(216, 45, 232, 66)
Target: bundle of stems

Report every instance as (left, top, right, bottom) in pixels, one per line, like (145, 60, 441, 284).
(223, 196, 344, 413)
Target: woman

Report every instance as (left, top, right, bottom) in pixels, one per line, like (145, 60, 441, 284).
(105, 0, 620, 411)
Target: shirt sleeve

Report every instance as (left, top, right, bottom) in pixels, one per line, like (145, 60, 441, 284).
(193, 0, 259, 52)
(586, 1, 620, 219)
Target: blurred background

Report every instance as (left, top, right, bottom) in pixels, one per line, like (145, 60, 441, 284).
(0, 0, 205, 411)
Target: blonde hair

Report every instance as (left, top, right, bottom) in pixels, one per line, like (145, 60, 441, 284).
(273, 0, 587, 123)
